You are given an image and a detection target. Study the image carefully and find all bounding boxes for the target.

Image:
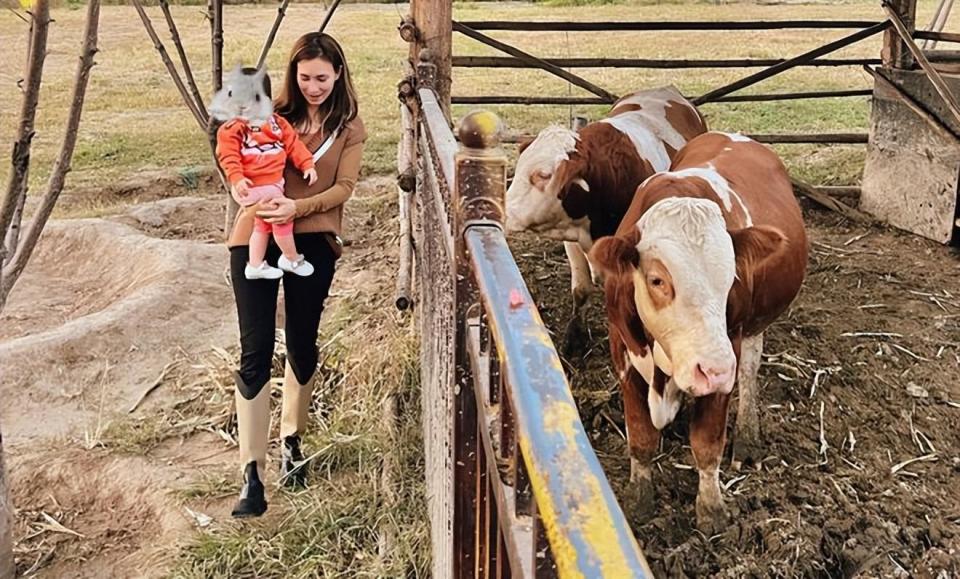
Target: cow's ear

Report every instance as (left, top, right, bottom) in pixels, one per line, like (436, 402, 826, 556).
(730, 225, 788, 283)
(516, 137, 535, 157)
(554, 157, 590, 219)
(590, 235, 640, 278)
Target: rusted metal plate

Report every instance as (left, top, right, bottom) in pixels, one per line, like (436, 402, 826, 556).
(465, 226, 653, 578)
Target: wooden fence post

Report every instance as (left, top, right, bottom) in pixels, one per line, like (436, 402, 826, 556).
(882, 0, 918, 69)
(408, 0, 452, 116)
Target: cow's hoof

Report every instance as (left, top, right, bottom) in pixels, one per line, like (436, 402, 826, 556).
(731, 435, 763, 471)
(695, 498, 729, 537)
(621, 478, 657, 521)
(561, 318, 589, 358)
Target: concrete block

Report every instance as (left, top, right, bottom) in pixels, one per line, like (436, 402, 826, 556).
(861, 68, 960, 244)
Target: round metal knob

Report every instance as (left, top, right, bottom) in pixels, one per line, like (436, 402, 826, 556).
(458, 110, 503, 149)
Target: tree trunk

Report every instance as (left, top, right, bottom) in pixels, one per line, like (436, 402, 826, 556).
(0, 422, 14, 579)
(0, 0, 49, 313)
(0, 0, 100, 309)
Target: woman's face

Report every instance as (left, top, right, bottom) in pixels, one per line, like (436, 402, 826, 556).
(297, 57, 340, 107)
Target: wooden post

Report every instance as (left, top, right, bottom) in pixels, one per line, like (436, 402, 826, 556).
(882, 0, 918, 69)
(409, 0, 452, 116)
(395, 85, 416, 311)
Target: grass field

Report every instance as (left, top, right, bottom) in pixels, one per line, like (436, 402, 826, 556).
(2, 0, 959, 200)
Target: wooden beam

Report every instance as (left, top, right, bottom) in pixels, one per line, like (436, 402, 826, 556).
(456, 20, 884, 31)
(452, 21, 617, 103)
(791, 177, 875, 224)
(882, 0, 918, 68)
(453, 96, 610, 105)
(914, 30, 960, 45)
(748, 133, 868, 143)
(884, 3, 960, 128)
(694, 20, 890, 104)
(452, 56, 881, 69)
(411, 0, 451, 116)
(864, 64, 960, 142)
(498, 132, 867, 144)
(452, 90, 871, 106)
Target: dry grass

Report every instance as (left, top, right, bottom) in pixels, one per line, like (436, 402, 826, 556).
(2, 0, 959, 207)
(170, 281, 429, 577)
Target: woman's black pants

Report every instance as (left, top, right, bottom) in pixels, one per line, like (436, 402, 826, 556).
(229, 232, 337, 400)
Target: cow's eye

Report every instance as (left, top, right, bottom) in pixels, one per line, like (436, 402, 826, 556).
(650, 277, 664, 288)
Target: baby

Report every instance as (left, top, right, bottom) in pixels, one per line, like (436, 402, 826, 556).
(212, 65, 317, 279)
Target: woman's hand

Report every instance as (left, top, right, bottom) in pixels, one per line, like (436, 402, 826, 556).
(256, 196, 297, 224)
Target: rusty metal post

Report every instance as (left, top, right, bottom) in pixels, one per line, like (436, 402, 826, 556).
(455, 111, 507, 229)
(453, 110, 506, 579)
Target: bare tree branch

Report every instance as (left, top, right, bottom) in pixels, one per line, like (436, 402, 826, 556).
(4, 5, 45, 260)
(6, 6, 29, 24)
(256, 0, 291, 71)
(1, 0, 101, 307)
(211, 0, 223, 92)
(159, 0, 207, 119)
(130, 0, 206, 131)
(0, 0, 49, 302)
(4, 194, 27, 259)
(319, 0, 342, 33)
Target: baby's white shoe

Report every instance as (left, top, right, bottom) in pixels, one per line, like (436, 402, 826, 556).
(245, 262, 284, 280)
(278, 254, 314, 277)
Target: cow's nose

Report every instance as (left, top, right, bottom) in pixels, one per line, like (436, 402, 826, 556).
(694, 361, 735, 395)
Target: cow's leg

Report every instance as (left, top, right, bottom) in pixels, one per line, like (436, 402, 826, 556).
(689, 392, 732, 535)
(613, 338, 661, 517)
(732, 332, 763, 469)
(562, 240, 593, 356)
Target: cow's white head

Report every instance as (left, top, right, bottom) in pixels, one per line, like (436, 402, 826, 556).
(505, 125, 590, 241)
(591, 197, 787, 397)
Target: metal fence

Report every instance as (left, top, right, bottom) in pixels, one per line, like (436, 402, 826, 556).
(400, 53, 653, 578)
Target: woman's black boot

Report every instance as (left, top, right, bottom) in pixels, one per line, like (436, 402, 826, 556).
(280, 435, 307, 488)
(231, 460, 267, 518)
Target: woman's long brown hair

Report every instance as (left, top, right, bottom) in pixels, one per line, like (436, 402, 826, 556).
(275, 33, 359, 137)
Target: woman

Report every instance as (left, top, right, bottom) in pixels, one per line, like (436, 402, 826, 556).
(227, 32, 365, 518)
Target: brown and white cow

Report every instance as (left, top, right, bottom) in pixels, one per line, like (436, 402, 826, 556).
(589, 132, 808, 533)
(504, 86, 707, 351)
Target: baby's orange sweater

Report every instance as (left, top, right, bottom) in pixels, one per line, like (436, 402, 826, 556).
(216, 114, 314, 186)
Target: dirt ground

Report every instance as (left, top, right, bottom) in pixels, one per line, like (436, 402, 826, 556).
(4, 170, 959, 576)
(511, 200, 960, 577)
(1, 176, 403, 577)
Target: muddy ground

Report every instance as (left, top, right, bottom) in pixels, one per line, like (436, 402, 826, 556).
(511, 201, 960, 577)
